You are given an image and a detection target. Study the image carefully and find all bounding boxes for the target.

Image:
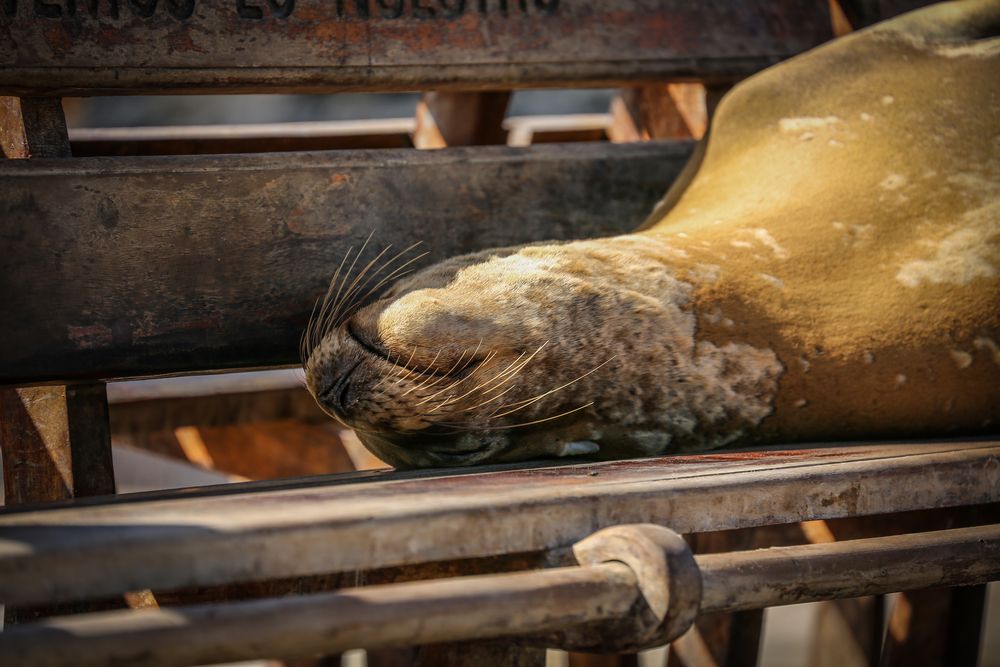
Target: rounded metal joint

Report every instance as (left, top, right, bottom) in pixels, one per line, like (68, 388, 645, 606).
(572, 523, 702, 652)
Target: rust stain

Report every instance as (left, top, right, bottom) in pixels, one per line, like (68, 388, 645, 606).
(96, 25, 139, 48)
(330, 173, 349, 187)
(41, 25, 72, 55)
(68, 324, 114, 350)
(134, 315, 222, 340)
(691, 449, 870, 462)
(167, 30, 206, 55)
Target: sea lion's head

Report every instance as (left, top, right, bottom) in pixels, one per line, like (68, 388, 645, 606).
(304, 238, 695, 468)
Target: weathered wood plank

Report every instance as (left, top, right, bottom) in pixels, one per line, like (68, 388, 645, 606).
(0, 2, 833, 95)
(69, 119, 417, 156)
(0, 441, 996, 607)
(0, 140, 693, 384)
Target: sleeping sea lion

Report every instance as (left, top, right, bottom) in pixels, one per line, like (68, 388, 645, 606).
(304, 0, 1000, 468)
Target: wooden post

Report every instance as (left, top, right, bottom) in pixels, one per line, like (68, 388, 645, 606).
(667, 530, 765, 667)
(412, 92, 511, 148)
(416, 642, 545, 666)
(808, 596, 884, 667)
(0, 385, 115, 504)
(608, 82, 733, 144)
(1, 96, 71, 159)
(880, 585, 987, 667)
(0, 96, 116, 622)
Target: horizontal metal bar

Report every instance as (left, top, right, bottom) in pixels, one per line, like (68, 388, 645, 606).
(0, 563, 639, 667)
(0, 442, 996, 607)
(0, 525, 996, 667)
(698, 523, 1000, 613)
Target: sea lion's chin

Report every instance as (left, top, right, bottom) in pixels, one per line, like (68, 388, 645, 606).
(354, 416, 614, 470)
(353, 429, 512, 469)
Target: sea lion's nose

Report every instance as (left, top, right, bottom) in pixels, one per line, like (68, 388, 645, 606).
(318, 360, 361, 419)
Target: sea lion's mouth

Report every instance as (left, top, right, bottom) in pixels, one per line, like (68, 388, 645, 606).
(346, 321, 485, 379)
(345, 321, 394, 365)
(355, 428, 510, 469)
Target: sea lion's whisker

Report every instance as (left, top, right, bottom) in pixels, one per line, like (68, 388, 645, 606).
(334, 245, 428, 328)
(463, 342, 549, 402)
(388, 345, 422, 387)
(411, 341, 487, 407)
(304, 245, 354, 362)
(424, 348, 501, 411)
(434, 401, 595, 433)
(332, 242, 426, 328)
(399, 346, 446, 396)
(462, 384, 519, 412)
(325, 234, 383, 333)
(489, 356, 615, 420)
(431, 349, 527, 408)
(322, 231, 374, 339)
(408, 350, 472, 402)
(313, 246, 356, 355)
(328, 243, 394, 328)
(371, 347, 404, 390)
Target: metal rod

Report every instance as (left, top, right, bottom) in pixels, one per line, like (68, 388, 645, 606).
(0, 525, 997, 667)
(0, 563, 639, 667)
(2, 442, 995, 608)
(697, 523, 1000, 614)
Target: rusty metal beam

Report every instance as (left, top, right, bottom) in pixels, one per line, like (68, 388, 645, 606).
(0, 524, 996, 667)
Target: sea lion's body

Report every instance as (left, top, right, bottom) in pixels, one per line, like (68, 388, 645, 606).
(306, 0, 1000, 468)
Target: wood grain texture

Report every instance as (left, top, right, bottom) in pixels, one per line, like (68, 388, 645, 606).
(0, 387, 75, 504)
(0, 384, 115, 504)
(0, 1, 833, 95)
(0, 97, 70, 158)
(880, 585, 987, 667)
(0, 441, 996, 607)
(413, 91, 511, 148)
(0, 140, 694, 384)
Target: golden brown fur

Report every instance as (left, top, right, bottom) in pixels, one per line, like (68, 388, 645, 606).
(306, 0, 1000, 468)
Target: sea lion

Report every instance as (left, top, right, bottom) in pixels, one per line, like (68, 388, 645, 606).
(304, 0, 1000, 469)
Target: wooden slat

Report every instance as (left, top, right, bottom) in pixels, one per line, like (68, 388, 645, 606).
(504, 114, 611, 147)
(69, 119, 417, 156)
(0, 441, 996, 607)
(0, 2, 833, 95)
(0, 140, 693, 384)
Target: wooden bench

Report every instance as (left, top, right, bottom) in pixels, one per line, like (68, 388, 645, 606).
(2, 1, 997, 665)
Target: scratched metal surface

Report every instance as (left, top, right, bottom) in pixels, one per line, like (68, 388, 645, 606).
(0, 440, 996, 606)
(0, 0, 833, 94)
